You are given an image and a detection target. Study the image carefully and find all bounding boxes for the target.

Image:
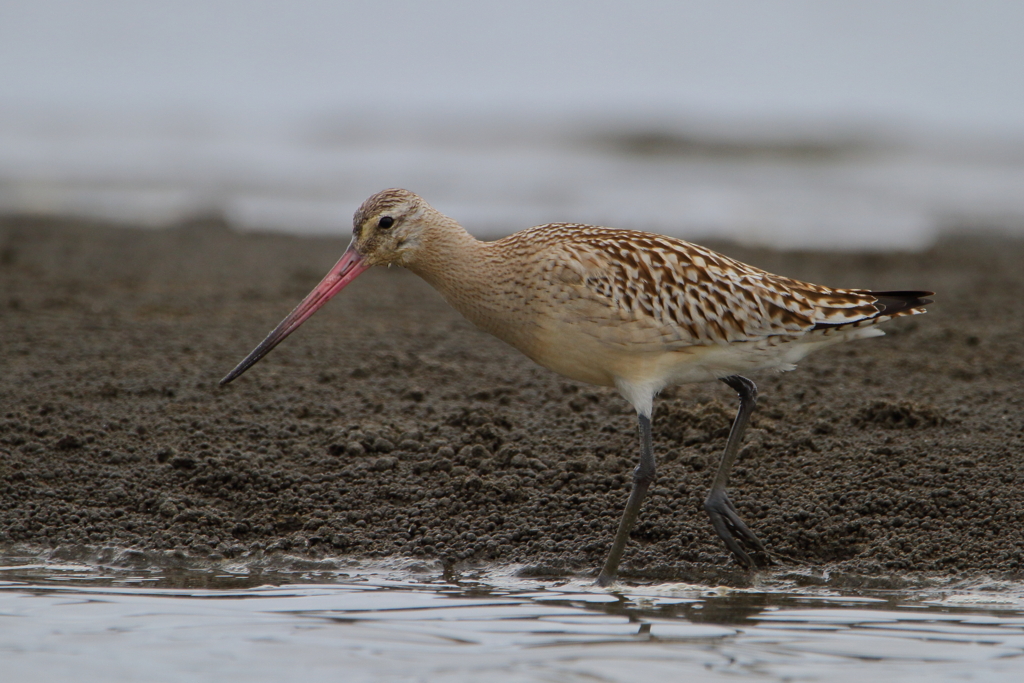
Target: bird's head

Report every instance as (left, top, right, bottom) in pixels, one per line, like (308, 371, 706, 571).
(350, 188, 435, 268)
(219, 188, 434, 385)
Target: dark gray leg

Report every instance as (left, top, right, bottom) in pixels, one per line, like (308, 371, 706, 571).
(597, 412, 655, 586)
(704, 375, 766, 567)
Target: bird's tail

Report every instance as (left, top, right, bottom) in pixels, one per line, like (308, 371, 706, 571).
(866, 290, 934, 317)
(810, 290, 933, 331)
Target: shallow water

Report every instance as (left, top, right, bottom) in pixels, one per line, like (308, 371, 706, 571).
(2, 555, 1023, 682)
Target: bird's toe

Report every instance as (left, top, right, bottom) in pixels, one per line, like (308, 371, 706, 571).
(704, 491, 768, 567)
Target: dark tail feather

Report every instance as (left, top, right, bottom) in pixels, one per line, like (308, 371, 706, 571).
(811, 290, 933, 331)
(868, 290, 934, 316)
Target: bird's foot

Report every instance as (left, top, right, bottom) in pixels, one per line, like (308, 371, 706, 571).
(704, 490, 769, 568)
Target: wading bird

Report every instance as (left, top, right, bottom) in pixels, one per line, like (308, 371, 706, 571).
(221, 189, 932, 585)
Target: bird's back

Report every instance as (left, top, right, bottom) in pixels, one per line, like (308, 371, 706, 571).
(479, 224, 930, 387)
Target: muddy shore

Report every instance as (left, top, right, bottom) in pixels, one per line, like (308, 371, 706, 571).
(1, 215, 1022, 584)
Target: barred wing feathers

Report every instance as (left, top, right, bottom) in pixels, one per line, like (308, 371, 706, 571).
(513, 224, 931, 349)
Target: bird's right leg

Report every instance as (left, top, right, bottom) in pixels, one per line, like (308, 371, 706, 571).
(703, 375, 767, 567)
(596, 412, 655, 586)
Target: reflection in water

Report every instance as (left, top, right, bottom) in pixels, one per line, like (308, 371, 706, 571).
(1, 556, 1023, 682)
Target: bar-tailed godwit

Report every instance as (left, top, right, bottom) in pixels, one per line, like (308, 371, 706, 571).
(221, 189, 933, 585)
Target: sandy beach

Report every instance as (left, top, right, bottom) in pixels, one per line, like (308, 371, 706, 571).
(1, 214, 1022, 585)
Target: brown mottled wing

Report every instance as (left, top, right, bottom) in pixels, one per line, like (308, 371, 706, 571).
(529, 224, 923, 348)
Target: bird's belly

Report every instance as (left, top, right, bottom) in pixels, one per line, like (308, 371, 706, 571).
(524, 323, 854, 391)
(517, 320, 710, 388)
(523, 335, 625, 387)
(471, 299, 876, 391)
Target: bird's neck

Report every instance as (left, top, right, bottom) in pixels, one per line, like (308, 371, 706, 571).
(403, 219, 514, 336)
(404, 216, 484, 281)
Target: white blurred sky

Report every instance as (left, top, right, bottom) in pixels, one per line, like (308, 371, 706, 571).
(2, 0, 1023, 136)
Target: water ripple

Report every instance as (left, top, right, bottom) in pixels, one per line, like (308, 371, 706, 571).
(1, 559, 1023, 682)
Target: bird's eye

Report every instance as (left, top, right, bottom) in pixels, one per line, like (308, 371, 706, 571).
(378, 216, 395, 229)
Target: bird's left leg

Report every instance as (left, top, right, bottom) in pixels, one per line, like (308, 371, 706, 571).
(596, 412, 655, 586)
(703, 375, 767, 567)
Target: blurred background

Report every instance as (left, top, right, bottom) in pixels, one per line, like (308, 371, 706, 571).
(2, 0, 1023, 249)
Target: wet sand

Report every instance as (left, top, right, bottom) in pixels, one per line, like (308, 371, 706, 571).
(1, 215, 1022, 584)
